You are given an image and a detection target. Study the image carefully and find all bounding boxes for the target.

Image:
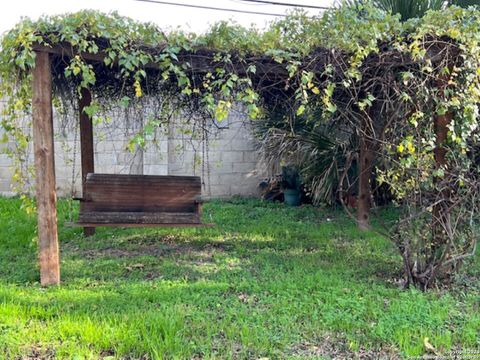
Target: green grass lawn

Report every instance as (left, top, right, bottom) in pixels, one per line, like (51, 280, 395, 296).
(0, 197, 478, 359)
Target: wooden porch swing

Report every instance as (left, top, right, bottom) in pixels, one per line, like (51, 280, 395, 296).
(72, 173, 206, 230)
(66, 77, 209, 235)
(31, 47, 210, 288)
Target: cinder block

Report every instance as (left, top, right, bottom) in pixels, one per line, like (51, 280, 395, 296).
(169, 149, 198, 164)
(0, 155, 12, 166)
(116, 152, 141, 165)
(144, 140, 168, 154)
(203, 174, 221, 186)
(215, 173, 245, 186)
(113, 165, 132, 174)
(207, 184, 231, 196)
(0, 142, 18, 153)
(0, 167, 13, 180)
(219, 129, 239, 141)
(55, 164, 76, 179)
(128, 161, 144, 175)
(207, 160, 231, 174)
(95, 141, 119, 153)
(221, 151, 244, 163)
(55, 178, 72, 190)
(143, 164, 168, 175)
(232, 162, 257, 174)
(144, 152, 168, 165)
(243, 151, 260, 163)
(168, 163, 186, 174)
(168, 138, 202, 150)
(230, 139, 256, 151)
(230, 175, 262, 196)
(208, 139, 232, 151)
(95, 164, 119, 174)
(95, 153, 117, 166)
(0, 180, 11, 192)
(54, 154, 74, 167)
(168, 163, 197, 176)
(203, 150, 222, 162)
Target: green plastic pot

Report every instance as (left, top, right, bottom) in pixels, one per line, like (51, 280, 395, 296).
(284, 188, 301, 206)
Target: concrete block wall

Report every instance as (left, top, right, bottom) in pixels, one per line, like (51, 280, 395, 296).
(0, 100, 263, 198)
(0, 146, 14, 195)
(168, 109, 263, 197)
(0, 99, 12, 195)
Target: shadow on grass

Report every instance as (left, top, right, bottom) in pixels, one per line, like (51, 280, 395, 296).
(0, 198, 402, 287)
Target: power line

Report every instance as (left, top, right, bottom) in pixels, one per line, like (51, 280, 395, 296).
(133, 0, 288, 16)
(236, 0, 330, 10)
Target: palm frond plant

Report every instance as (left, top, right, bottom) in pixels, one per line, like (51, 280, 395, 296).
(336, 0, 478, 21)
(254, 108, 357, 205)
(451, 0, 479, 7)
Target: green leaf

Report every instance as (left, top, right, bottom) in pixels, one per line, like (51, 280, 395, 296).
(120, 96, 131, 108)
(296, 104, 305, 116)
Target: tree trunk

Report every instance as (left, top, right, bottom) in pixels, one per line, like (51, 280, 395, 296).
(357, 134, 375, 230)
(431, 109, 453, 255)
(431, 70, 453, 253)
(422, 71, 455, 287)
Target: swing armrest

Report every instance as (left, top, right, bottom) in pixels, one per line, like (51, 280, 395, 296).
(194, 196, 207, 204)
(194, 196, 206, 216)
(72, 196, 91, 202)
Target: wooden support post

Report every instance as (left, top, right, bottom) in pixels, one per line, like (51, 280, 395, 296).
(32, 51, 60, 286)
(79, 87, 95, 237)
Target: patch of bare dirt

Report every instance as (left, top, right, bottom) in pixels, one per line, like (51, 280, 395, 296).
(16, 346, 55, 360)
(289, 335, 400, 359)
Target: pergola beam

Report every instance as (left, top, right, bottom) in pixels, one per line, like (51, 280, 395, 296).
(31, 43, 291, 77)
(32, 51, 60, 286)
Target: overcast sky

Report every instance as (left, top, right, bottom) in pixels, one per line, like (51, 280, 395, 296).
(0, 0, 336, 35)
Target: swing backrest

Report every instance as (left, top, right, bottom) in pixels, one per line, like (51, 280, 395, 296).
(77, 173, 203, 225)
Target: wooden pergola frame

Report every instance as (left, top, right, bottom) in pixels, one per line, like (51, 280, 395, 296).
(29, 41, 394, 287)
(30, 43, 291, 286)
(31, 42, 258, 285)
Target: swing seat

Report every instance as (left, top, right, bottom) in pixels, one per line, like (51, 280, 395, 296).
(69, 173, 211, 228)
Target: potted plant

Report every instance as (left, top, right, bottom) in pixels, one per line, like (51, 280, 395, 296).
(281, 166, 302, 206)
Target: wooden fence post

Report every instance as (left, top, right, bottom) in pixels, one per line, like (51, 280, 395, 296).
(32, 51, 60, 286)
